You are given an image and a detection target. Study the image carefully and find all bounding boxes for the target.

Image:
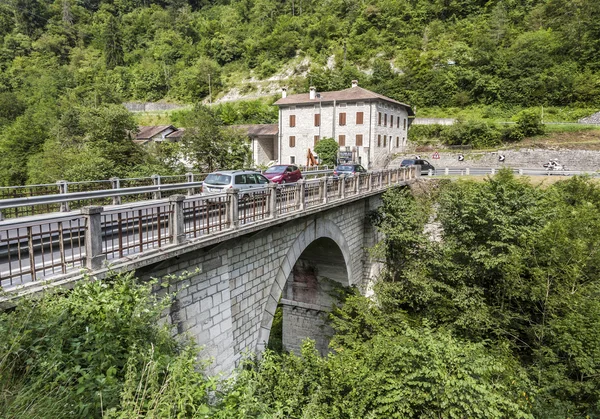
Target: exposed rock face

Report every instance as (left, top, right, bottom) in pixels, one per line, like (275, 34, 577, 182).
(579, 112, 600, 124)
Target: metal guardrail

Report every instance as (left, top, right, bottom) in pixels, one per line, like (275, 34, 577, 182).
(427, 167, 600, 177)
(0, 170, 335, 220)
(0, 167, 416, 292)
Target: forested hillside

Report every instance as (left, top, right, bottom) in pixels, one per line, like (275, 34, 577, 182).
(1, 0, 599, 185)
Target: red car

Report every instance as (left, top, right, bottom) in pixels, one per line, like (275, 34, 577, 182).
(262, 165, 303, 184)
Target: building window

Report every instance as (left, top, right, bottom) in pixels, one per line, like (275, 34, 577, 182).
(377, 135, 381, 147)
(384, 114, 387, 127)
(356, 134, 363, 146)
(289, 136, 295, 147)
(378, 112, 382, 125)
(290, 156, 295, 164)
(339, 112, 347, 126)
(383, 135, 387, 147)
(339, 102, 347, 108)
(289, 115, 296, 127)
(314, 135, 320, 147)
(397, 116, 400, 128)
(356, 111, 364, 125)
(339, 134, 346, 146)
(396, 136, 399, 147)
(357, 102, 364, 107)
(403, 118, 407, 130)
(314, 113, 320, 127)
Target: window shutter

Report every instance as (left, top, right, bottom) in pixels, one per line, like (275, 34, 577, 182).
(397, 116, 400, 128)
(384, 114, 387, 127)
(339, 135, 345, 146)
(378, 135, 381, 147)
(289, 115, 296, 127)
(356, 134, 363, 146)
(396, 136, 399, 147)
(403, 118, 407, 129)
(356, 112, 364, 125)
(339, 112, 346, 126)
(314, 114, 320, 127)
(378, 112, 382, 125)
(314, 135, 319, 147)
(289, 136, 295, 147)
(383, 135, 387, 147)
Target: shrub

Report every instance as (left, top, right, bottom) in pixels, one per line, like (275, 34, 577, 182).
(514, 109, 545, 136)
(314, 137, 339, 166)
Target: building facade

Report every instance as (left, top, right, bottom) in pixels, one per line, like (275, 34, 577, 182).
(273, 81, 414, 169)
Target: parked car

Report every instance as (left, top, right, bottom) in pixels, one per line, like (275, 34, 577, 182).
(400, 159, 436, 175)
(201, 170, 270, 196)
(262, 164, 303, 184)
(333, 163, 368, 178)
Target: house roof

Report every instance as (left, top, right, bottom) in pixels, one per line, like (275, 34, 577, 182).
(166, 128, 185, 139)
(273, 86, 414, 116)
(136, 125, 175, 140)
(231, 124, 279, 137)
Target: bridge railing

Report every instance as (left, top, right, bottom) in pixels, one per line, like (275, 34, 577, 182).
(0, 167, 416, 292)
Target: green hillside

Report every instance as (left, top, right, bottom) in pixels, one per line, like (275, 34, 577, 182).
(1, 0, 599, 184)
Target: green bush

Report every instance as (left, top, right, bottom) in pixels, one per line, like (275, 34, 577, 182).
(0, 272, 214, 418)
(314, 137, 339, 166)
(514, 109, 545, 137)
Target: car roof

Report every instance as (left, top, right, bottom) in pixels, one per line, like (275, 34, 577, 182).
(208, 170, 261, 175)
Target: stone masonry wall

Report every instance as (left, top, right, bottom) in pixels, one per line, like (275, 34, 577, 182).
(392, 148, 600, 172)
(136, 196, 383, 375)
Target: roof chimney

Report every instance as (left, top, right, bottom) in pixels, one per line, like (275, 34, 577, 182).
(309, 86, 316, 100)
(351, 80, 358, 88)
(282, 87, 287, 99)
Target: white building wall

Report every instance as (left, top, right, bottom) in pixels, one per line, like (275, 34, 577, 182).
(279, 99, 409, 169)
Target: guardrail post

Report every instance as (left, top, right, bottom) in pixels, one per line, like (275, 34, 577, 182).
(297, 179, 306, 210)
(368, 173, 373, 191)
(268, 183, 278, 219)
(387, 170, 392, 186)
(227, 188, 239, 228)
(186, 172, 195, 196)
(340, 176, 346, 199)
(428, 169, 433, 176)
(445, 168, 449, 176)
(355, 175, 360, 194)
(169, 195, 186, 245)
(519, 169, 523, 175)
(378, 171, 383, 189)
(110, 177, 121, 205)
(57, 180, 69, 212)
(151, 174, 161, 200)
(491, 168, 496, 175)
(466, 168, 470, 175)
(82, 206, 106, 270)
(322, 175, 329, 204)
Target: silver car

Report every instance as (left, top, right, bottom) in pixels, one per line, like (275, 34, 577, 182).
(201, 170, 270, 196)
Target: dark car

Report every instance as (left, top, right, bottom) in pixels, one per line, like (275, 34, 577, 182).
(333, 163, 368, 178)
(400, 159, 435, 175)
(262, 165, 303, 184)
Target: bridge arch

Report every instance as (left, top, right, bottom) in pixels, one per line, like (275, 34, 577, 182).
(256, 217, 353, 353)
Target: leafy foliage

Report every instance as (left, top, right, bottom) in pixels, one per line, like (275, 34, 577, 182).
(0, 272, 214, 418)
(314, 137, 338, 166)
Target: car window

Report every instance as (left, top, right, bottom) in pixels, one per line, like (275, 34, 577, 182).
(337, 165, 354, 171)
(235, 174, 245, 185)
(255, 174, 269, 184)
(358, 165, 366, 172)
(205, 174, 231, 185)
(264, 166, 285, 174)
(244, 174, 256, 184)
(286, 167, 293, 172)
(291, 166, 298, 171)
(401, 160, 415, 166)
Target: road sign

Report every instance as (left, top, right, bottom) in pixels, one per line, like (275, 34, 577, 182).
(432, 151, 440, 159)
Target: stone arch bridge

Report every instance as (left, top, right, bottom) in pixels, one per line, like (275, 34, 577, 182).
(0, 169, 417, 374)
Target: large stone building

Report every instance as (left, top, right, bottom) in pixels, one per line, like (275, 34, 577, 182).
(272, 80, 414, 169)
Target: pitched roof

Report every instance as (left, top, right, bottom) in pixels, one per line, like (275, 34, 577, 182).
(136, 125, 175, 140)
(231, 124, 278, 136)
(165, 128, 185, 138)
(274, 86, 414, 115)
